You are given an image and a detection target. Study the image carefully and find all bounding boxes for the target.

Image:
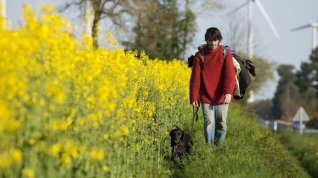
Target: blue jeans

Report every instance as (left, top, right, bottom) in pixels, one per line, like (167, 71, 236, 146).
(202, 103, 229, 145)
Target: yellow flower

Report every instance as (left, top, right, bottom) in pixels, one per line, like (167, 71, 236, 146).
(64, 142, 79, 158)
(0, 100, 11, 120)
(105, 30, 118, 46)
(134, 144, 141, 153)
(103, 134, 109, 140)
(47, 117, 72, 132)
(56, 93, 65, 105)
(50, 144, 61, 157)
(114, 131, 121, 138)
(143, 91, 149, 97)
(11, 149, 23, 164)
(45, 80, 65, 105)
(0, 119, 21, 132)
(28, 138, 35, 145)
(68, 146, 79, 158)
(22, 168, 35, 178)
(120, 125, 129, 136)
(89, 148, 104, 161)
(102, 165, 110, 172)
(60, 153, 71, 167)
(0, 153, 11, 168)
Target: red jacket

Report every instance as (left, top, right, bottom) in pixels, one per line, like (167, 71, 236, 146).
(190, 45, 236, 104)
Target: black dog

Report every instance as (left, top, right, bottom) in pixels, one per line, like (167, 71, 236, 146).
(169, 126, 193, 162)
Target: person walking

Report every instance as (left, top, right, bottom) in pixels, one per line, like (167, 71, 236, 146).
(190, 27, 235, 145)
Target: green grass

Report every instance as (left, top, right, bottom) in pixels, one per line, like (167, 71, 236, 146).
(162, 104, 310, 178)
(278, 129, 318, 177)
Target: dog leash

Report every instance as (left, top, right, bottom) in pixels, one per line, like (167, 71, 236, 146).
(191, 105, 199, 133)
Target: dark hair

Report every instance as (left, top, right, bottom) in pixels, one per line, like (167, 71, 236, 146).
(205, 27, 223, 42)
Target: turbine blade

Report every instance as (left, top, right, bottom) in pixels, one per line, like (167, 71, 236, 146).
(225, 1, 248, 16)
(290, 24, 311, 32)
(255, 0, 279, 38)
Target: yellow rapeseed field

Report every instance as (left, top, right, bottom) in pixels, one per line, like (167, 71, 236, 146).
(0, 4, 191, 178)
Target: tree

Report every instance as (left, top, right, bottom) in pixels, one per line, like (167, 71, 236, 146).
(248, 99, 273, 120)
(61, 0, 133, 48)
(124, 0, 224, 60)
(294, 47, 318, 124)
(124, 0, 195, 60)
(270, 48, 318, 125)
(296, 47, 318, 95)
(295, 58, 317, 93)
(272, 65, 301, 121)
(308, 47, 318, 97)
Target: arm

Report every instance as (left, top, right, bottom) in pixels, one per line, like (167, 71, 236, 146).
(189, 53, 201, 105)
(223, 50, 236, 103)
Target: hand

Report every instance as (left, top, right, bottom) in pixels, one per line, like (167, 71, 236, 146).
(192, 101, 199, 108)
(223, 94, 232, 104)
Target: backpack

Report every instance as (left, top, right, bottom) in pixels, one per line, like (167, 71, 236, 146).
(224, 46, 256, 100)
(187, 45, 256, 100)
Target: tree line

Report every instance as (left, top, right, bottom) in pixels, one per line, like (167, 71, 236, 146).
(60, 0, 224, 60)
(251, 48, 318, 128)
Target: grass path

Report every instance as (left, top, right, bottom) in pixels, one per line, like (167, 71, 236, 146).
(163, 104, 309, 178)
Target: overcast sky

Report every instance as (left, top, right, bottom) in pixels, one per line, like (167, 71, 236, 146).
(5, 0, 318, 99)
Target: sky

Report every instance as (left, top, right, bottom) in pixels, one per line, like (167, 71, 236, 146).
(4, 0, 318, 100)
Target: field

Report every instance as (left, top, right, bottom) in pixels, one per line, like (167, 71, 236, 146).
(0, 5, 313, 178)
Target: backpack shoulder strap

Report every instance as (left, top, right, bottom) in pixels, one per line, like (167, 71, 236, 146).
(223, 45, 228, 60)
(200, 48, 205, 66)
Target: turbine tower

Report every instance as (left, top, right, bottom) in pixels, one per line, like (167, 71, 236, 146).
(291, 20, 318, 50)
(230, 0, 279, 58)
(249, 0, 279, 58)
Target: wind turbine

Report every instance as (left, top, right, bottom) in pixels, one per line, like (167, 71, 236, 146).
(291, 20, 318, 50)
(229, 0, 279, 58)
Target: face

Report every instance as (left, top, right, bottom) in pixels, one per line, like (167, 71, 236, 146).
(207, 39, 220, 50)
(170, 129, 183, 144)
